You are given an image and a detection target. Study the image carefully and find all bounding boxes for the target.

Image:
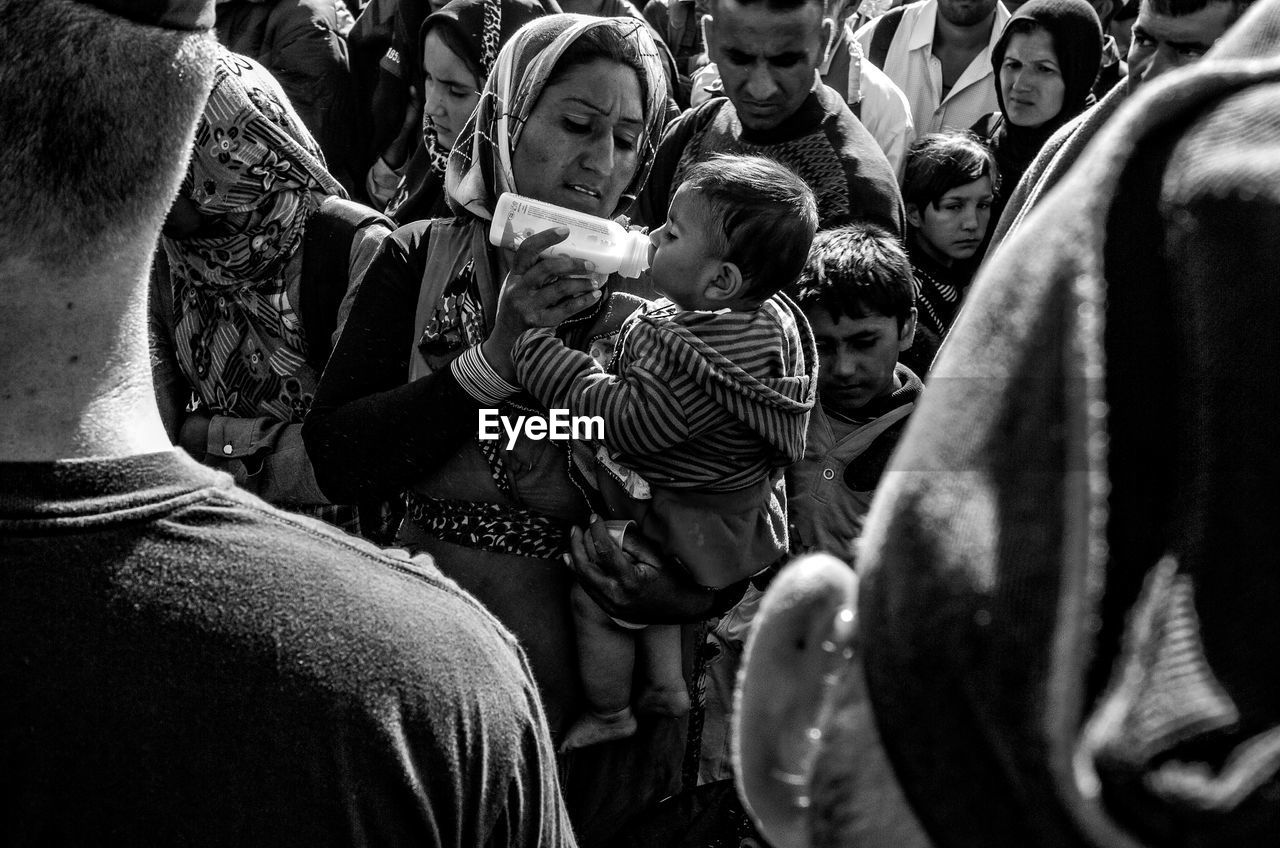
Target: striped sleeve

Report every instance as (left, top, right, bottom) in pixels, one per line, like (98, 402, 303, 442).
(511, 325, 716, 456)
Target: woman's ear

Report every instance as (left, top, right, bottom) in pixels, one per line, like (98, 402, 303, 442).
(905, 202, 925, 230)
(734, 554, 859, 848)
(704, 261, 746, 303)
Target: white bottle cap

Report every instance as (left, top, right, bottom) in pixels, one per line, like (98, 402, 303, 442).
(619, 230, 651, 279)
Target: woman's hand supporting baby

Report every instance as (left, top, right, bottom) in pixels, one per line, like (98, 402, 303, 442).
(567, 516, 740, 625)
(482, 227, 605, 382)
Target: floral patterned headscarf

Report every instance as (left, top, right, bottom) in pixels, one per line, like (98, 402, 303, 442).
(444, 12, 669, 221)
(163, 48, 344, 422)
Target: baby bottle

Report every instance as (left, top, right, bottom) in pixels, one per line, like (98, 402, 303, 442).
(489, 192, 650, 278)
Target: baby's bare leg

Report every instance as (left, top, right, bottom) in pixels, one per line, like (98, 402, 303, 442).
(563, 581, 639, 751)
(636, 623, 691, 717)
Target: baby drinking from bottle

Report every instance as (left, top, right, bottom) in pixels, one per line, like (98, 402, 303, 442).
(510, 154, 819, 750)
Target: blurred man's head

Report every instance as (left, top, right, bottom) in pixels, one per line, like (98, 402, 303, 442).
(1127, 0, 1252, 91)
(706, 0, 831, 132)
(0, 0, 216, 275)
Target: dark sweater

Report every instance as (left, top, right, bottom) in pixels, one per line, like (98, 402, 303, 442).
(635, 85, 906, 234)
(0, 450, 572, 846)
(303, 221, 481, 504)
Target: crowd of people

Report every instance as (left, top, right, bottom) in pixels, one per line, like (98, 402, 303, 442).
(4, 0, 1280, 845)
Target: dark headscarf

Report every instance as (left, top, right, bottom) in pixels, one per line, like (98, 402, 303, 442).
(987, 0, 1102, 191)
(385, 0, 556, 224)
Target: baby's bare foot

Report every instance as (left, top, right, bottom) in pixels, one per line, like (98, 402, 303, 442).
(561, 707, 638, 752)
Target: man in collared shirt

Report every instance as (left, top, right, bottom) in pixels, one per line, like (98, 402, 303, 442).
(821, 0, 917, 173)
(854, 0, 1011, 134)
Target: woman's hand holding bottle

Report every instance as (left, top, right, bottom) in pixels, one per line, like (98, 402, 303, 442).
(482, 226, 603, 381)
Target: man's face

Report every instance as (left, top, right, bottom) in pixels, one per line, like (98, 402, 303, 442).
(1127, 0, 1237, 92)
(937, 0, 1000, 27)
(707, 0, 830, 131)
(807, 306, 915, 414)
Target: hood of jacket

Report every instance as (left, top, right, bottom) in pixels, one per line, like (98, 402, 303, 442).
(635, 292, 817, 463)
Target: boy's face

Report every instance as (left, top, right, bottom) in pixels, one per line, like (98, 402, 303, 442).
(907, 175, 994, 265)
(648, 185, 725, 310)
(807, 306, 915, 414)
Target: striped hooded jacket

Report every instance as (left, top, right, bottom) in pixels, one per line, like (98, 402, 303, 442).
(511, 293, 817, 492)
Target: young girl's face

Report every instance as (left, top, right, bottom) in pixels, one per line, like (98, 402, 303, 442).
(908, 176, 995, 265)
(421, 30, 480, 151)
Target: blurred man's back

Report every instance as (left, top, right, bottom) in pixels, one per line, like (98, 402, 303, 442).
(0, 2, 573, 845)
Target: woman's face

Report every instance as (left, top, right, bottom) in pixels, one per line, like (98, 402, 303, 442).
(422, 29, 480, 151)
(511, 58, 644, 218)
(999, 29, 1066, 128)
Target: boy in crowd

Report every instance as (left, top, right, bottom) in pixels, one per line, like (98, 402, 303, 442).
(900, 131, 999, 376)
(693, 222, 921, 789)
(511, 154, 819, 751)
(787, 224, 922, 562)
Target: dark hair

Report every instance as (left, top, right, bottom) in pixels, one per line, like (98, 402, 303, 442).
(1146, 0, 1254, 19)
(791, 225, 917, 329)
(902, 131, 1000, 211)
(422, 19, 484, 82)
(681, 154, 819, 301)
(0, 0, 216, 269)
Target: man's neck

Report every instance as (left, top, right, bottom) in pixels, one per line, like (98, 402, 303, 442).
(0, 254, 174, 462)
(736, 75, 821, 143)
(933, 11, 996, 53)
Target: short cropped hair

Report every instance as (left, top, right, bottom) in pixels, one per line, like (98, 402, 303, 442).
(790, 224, 918, 329)
(681, 154, 819, 301)
(1147, 0, 1254, 20)
(0, 0, 216, 270)
(902, 131, 1000, 211)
